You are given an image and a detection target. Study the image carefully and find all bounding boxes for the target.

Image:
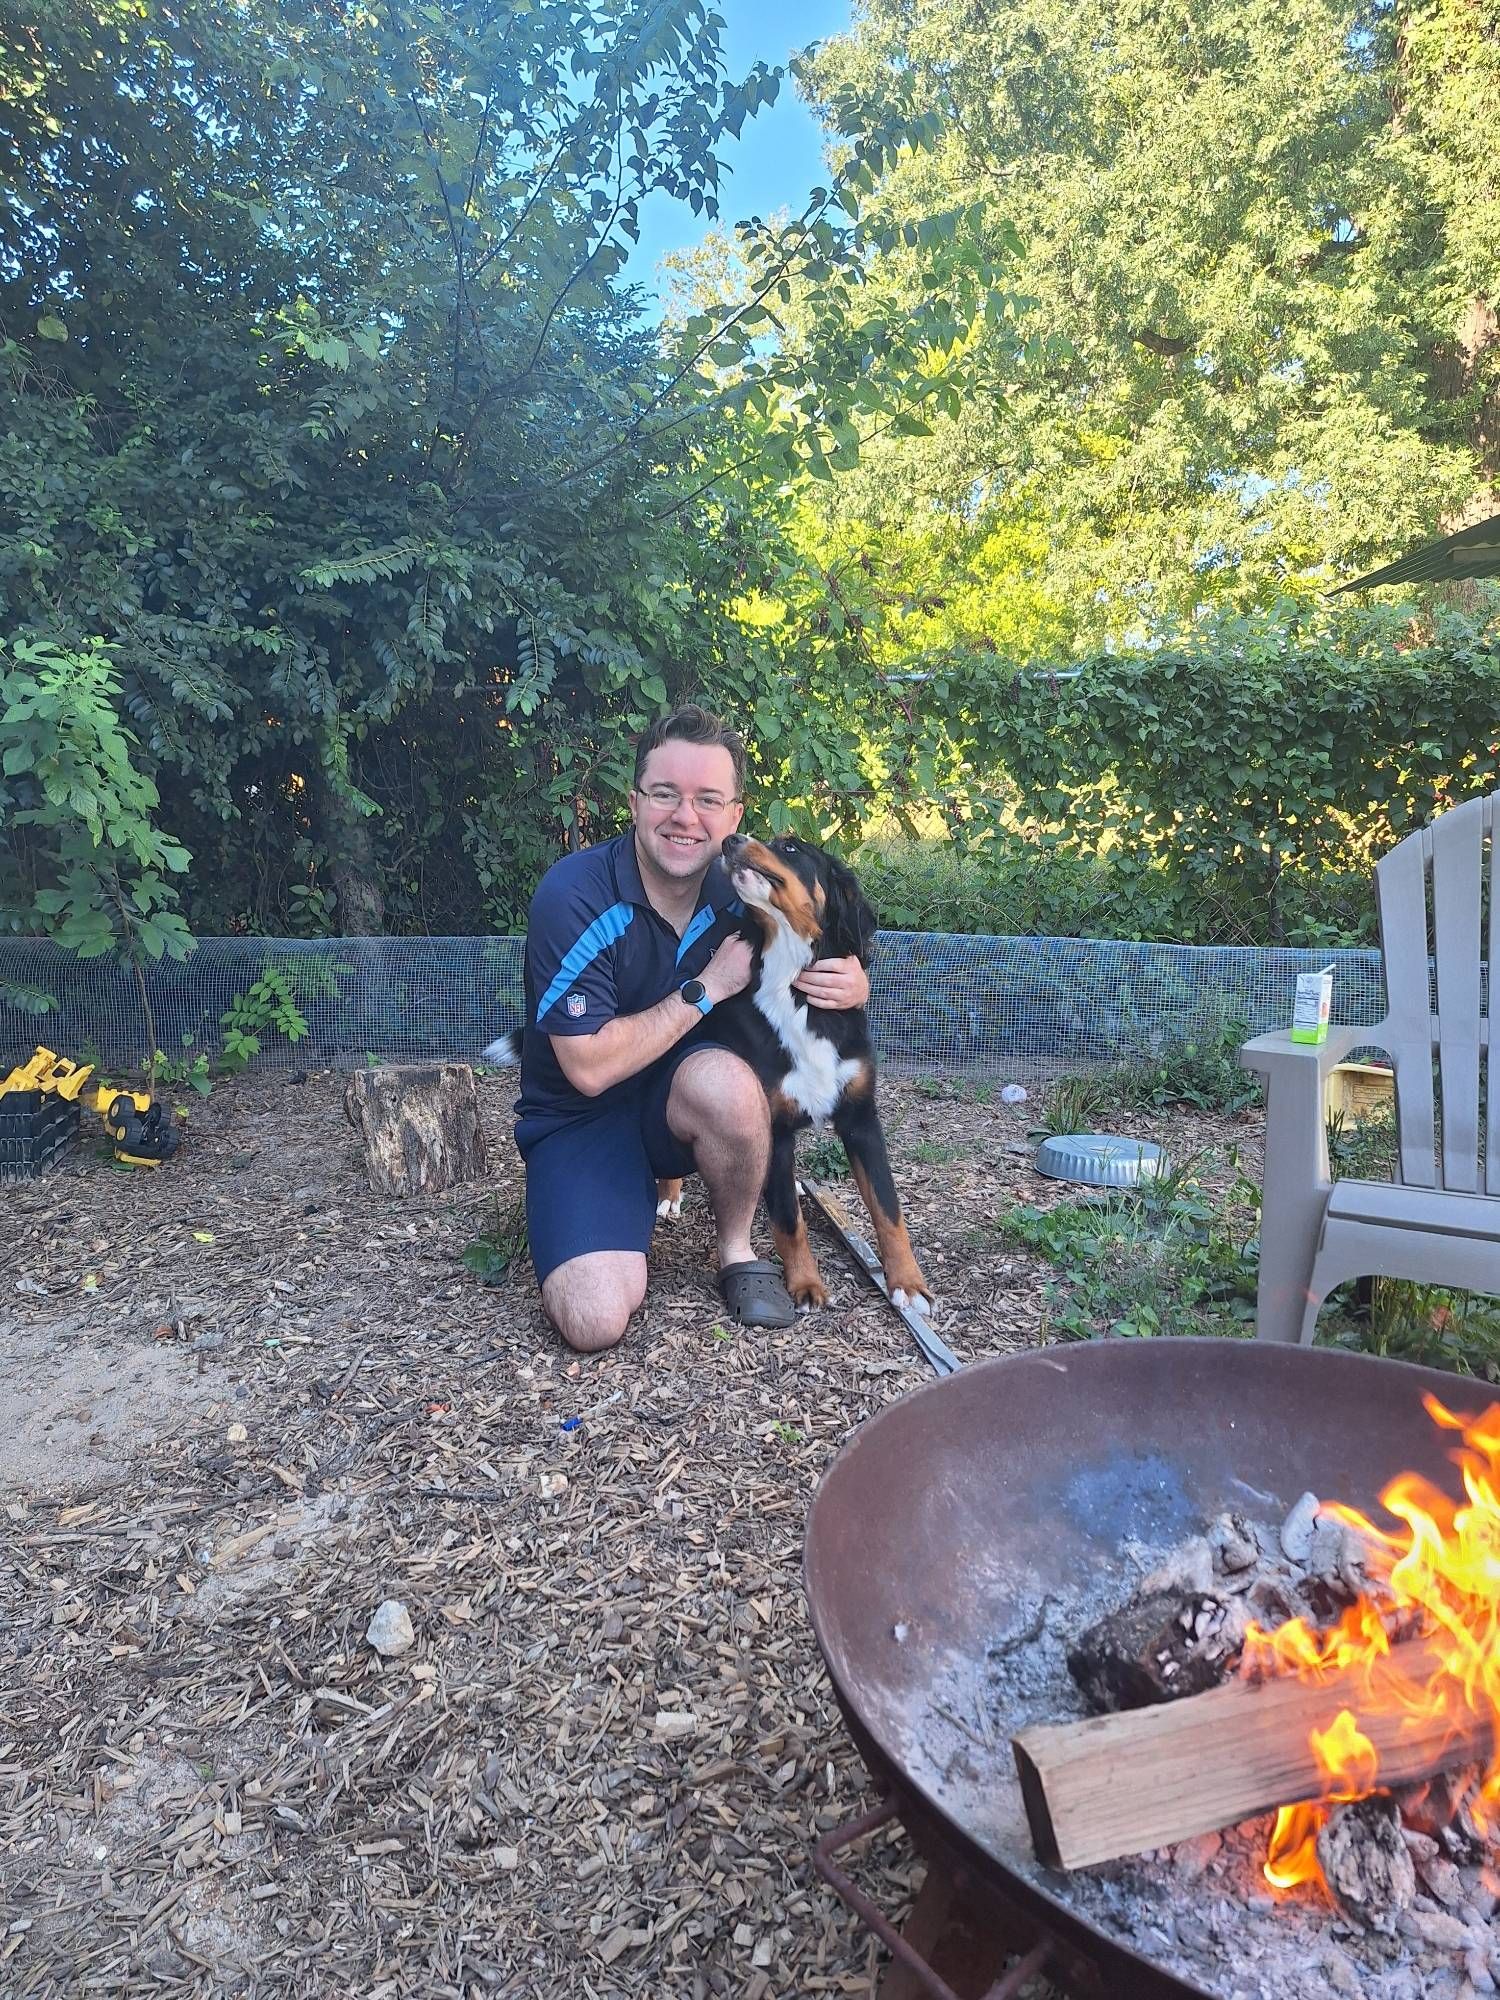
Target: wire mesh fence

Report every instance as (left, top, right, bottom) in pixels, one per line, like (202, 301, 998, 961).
(0, 932, 1387, 1078)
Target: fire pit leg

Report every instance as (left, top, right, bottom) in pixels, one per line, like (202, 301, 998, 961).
(815, 1798, 1055, 2000)
(877, 1868, 1035, 2000)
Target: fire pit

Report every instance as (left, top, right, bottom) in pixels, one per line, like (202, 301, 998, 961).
(803, 1339, 1489, 1999)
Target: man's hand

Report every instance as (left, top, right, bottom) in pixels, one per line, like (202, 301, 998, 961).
(701, 933, 755, 1005)
(794, 954, 870, 1010)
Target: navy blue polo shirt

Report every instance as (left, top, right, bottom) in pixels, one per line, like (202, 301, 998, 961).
(513, 830, 741, 1146)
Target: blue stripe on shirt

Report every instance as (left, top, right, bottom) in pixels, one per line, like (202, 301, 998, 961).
(536, 902, 634, 1024)
(676, 905, 718, 964)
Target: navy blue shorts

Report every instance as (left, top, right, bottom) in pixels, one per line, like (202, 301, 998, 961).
(515, 1041, 725, 1285)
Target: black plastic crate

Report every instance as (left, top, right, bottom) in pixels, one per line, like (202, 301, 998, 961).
(0, 1089, 81, 1181)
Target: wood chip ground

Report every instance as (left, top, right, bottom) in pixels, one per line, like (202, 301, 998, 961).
(0, 1071, 1259, 1996)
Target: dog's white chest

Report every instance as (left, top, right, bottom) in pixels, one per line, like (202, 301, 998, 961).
(754, 934, 862, 1124)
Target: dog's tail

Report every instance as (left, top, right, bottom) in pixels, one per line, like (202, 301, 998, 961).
(481, 1031, 522, 1066)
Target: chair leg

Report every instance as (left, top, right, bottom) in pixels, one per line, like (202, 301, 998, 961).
(1255, 1227, 1320, 1344)
(1298, 1283, 1332, 1346)
(1301, 1244, 1355, 1347)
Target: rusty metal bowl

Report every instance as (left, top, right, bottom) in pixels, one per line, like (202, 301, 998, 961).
(804, 1338, 1474, 1998)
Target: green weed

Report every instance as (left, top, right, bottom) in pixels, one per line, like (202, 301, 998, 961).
(462, 1196, 528, 1285)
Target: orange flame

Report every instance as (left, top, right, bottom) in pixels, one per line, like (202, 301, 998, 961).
(1250, 1394, 1500, 1895)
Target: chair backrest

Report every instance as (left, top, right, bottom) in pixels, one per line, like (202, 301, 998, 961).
(1374, 790, 1497, 1194)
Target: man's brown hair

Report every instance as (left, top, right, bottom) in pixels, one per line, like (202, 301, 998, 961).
(632, 703, 746, 797)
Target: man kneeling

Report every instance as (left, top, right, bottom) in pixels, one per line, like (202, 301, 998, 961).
(503, 705, 868, 1352)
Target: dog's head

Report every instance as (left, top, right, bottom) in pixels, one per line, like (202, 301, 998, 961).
(721, 833, 876, 964)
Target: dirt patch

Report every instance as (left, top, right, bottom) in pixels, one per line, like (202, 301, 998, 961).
(0, 1315, 219, 1498)
(0, 1067, 1259, 1996)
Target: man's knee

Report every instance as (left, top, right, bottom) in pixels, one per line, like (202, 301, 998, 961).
(541, 1255, 647, 1353)
(668, 1049, 768, 1140)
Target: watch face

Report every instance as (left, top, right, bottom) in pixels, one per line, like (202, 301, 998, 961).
(681, 979, 706, 1005)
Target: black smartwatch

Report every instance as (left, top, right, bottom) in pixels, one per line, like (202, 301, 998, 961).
(679, 977, 713, 1018)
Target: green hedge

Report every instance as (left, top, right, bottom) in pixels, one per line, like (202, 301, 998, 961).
(913, 605, 1500, 945)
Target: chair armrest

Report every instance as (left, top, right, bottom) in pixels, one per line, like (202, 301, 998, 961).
(1238, 1024, 1369, 1079)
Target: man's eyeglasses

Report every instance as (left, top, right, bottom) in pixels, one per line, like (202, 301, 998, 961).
(635, 785, 741, 816)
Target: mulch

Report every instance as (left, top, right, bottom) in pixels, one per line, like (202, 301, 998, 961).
(0, 1068, 1260, 1997)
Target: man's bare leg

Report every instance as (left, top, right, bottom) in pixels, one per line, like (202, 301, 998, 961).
(541, 1249, 647, 1353)
(665, 1049, 769, 1268)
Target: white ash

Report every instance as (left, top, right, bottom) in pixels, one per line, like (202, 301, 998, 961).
(908, 1492, 1499, 2000)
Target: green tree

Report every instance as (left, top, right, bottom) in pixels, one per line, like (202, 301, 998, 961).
(1, 0, 1000, 935)
(0, 637, 192, 1047)
(804, 0, 1500, 646)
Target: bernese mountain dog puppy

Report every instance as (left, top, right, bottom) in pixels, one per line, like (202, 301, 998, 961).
(657, 832, 934, 1315)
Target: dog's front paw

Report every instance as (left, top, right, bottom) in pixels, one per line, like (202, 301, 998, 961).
(891, 1286, 935, 1315)
(789, 1274, 829, 1311)
(655, 1178, 683, 1221)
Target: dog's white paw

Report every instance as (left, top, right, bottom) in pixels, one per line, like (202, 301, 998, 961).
(655, 1196, 682, 1220)
(892, 1287, 935, 1315)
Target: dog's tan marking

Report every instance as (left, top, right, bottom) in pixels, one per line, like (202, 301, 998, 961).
(841, 1059, 875, 1101)
(849, 1159, 932, 1307)
(772, 1215, 828, 1310)
(737, 838, 822, 942)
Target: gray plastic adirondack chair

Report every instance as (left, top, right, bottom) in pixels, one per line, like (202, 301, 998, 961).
(1239, 789, 1500, 1344)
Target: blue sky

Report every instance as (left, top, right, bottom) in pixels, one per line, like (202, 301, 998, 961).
(624, 0, 851, 306)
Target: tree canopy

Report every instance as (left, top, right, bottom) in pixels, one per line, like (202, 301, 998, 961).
(802, 0, 1500, 646)
(1, 0, 1000, 946)
(1, 0, 1497, 976)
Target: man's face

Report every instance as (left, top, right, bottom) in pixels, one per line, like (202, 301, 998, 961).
(629, 740, 744, 885)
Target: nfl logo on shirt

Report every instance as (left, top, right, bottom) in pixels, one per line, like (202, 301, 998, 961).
(565, 992, 586, 1018)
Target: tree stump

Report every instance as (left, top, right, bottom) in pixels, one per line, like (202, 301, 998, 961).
(343, 1064, 487, 1197)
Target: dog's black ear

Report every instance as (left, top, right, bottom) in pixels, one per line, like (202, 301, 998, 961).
(819, 854, 877, 964)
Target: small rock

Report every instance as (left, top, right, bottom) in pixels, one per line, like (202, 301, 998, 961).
(600, 1610, 624, 1642)
(1280, 1491, 1321, 1563)
(539, 1472, 568, 1500)
(1466, 1950, 1496, 1994)
(227, 1423, 248, 1445)
(653, 1711, 696, 1738)
(496, 1847, 519, 1871)
(999, 1083, 1028, 1104)
(366, 1599, 415, 1657)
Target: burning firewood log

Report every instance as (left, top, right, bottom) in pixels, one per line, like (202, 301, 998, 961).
(1066, 1587, 1246, 1712)
(1012, 1633, 1491, 1871)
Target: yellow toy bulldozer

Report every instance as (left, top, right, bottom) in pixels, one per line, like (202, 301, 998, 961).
(0, 1046, 180, 1169)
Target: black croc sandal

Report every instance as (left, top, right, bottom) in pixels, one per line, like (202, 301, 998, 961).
(718, 1259, 797, 1329)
